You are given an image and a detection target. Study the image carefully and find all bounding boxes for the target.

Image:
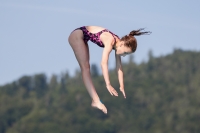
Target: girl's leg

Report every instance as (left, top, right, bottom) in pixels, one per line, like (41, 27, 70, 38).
(68, 30, 107, 114)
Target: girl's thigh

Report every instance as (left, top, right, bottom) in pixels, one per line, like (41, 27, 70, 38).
(68, 30, 90, 68)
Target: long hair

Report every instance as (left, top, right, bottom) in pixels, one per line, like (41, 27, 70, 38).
(121, 28, 151, 52)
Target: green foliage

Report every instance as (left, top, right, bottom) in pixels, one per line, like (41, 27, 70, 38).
(91, 64, 100, 77)
(0, 49, 200, 133)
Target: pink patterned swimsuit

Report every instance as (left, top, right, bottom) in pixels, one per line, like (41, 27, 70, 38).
(74, 26, 119, 48)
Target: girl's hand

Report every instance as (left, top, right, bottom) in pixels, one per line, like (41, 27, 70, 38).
(106, 84, 118, 96)
(120, 86, 126, 98)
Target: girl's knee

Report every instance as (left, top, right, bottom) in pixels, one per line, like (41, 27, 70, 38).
(80, 63, 90, 71)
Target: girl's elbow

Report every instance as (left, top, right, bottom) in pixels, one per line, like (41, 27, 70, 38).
(101, 63, 107, 69)
(101, 62, 106, 66)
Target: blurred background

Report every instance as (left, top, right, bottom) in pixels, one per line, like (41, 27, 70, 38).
(0, 1, 200, 133)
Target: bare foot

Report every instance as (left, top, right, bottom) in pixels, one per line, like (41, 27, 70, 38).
(91, 101, 107, 114)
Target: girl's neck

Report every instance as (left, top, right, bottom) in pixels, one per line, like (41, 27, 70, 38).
(114, 39, 121, 50)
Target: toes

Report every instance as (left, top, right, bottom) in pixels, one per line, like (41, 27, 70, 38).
(104, 108, 107, 114)
(91, 102, 107, 114)
(101, 104, 107, 114)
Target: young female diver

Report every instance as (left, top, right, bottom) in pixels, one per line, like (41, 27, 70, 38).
(68, 26, 151, 114)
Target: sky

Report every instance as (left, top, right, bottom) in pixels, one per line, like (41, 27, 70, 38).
(0, 0, 200, 85)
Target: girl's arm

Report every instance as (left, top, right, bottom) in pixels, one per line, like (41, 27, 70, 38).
(115, 53, 126, 98)
(101, 33, 118, 96)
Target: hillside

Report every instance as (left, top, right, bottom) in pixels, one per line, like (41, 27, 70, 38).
(0, 49, 200, 133)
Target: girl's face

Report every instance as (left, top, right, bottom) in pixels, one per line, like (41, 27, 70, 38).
(115, 41, 133, 57)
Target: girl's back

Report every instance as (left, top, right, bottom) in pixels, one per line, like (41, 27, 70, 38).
(85, 26, 107, 34)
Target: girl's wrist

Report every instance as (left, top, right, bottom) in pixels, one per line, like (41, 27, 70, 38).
(120, 84, 124, 88)
(106, 83, 111, 87)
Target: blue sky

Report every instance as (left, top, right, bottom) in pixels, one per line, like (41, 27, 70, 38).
(0, 0, 200, 85)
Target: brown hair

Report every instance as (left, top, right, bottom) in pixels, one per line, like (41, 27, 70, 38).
(121, 28, 151, 52)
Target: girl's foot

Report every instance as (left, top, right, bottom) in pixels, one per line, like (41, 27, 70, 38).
(91, 101, 107, 114)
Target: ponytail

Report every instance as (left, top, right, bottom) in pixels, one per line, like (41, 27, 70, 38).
(129, 28, 151, 36)
(121, 28, 151, 52)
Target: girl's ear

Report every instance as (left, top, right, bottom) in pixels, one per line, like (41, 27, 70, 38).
(120, 41, 124, 47)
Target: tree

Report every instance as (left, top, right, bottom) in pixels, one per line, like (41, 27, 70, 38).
(91, 63, 99, 77)
(32, 73, 47, 98)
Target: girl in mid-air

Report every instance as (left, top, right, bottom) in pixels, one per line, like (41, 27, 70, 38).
(68, 26, 151, 114)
